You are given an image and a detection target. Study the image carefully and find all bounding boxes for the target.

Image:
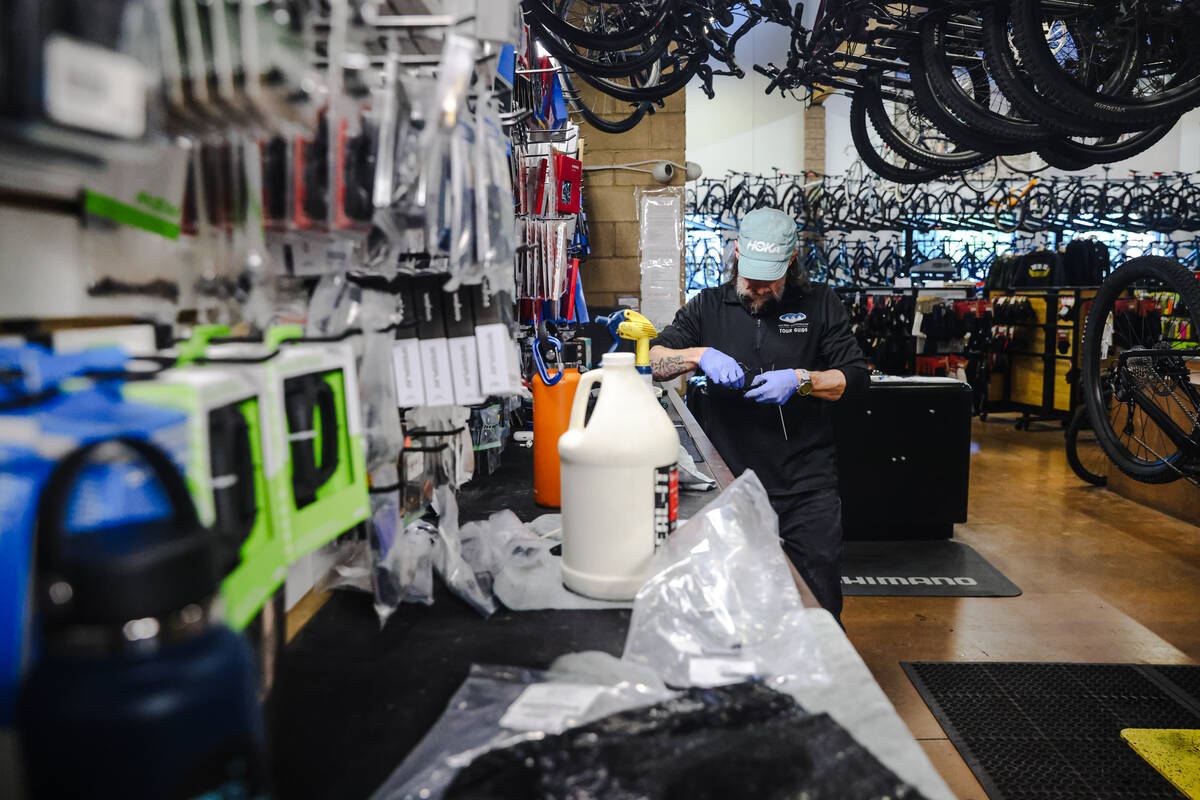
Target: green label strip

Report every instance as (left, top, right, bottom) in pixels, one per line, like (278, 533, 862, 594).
(84, 190, 181, 240)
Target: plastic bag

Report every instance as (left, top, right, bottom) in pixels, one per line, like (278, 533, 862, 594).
(622, 470, 829, 692)
(458, 509, 531, 593)
(369, 663, 674, 800)
(406, 406, 474, 490)
(443, 681, 930, 800)
(431, 486, 496, 618)
(676, 444, 716, 491)
(445, 118, 479, 289)
(370, 458, 437, 625)
(474, 95, 517, 284)
(450, 511, 626, 612)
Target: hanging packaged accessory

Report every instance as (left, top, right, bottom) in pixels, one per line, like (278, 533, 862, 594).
(471, 278, 523, 397)
(555, 151, 583, 215)
(444, 285, 484, 406)
(392, 274, 427, 408)
(414, 274, 456, 407)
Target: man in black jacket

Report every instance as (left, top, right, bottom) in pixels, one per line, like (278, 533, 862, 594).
(649, 208, 868, 620)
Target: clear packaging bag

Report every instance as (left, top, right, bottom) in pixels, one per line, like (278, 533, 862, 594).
(370, 663, 674, 800)
(370, 461, 435, 625)
(622, 470, 830, 692)
(474, 96, 518, 285)
(431, 486, 496, 618)
(445, 118, 478, 289)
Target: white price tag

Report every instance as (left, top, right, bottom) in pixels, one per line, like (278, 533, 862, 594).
(498, 683, 606, 734)
(44, 34, 147, 139)
(688, 657, 758, 687)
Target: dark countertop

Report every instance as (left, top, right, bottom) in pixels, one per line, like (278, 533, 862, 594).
(272, 389, 729, 799)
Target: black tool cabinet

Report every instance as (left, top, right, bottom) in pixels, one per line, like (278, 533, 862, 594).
(833, 380, 972, 540)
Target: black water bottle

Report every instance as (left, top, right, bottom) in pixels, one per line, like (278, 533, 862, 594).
(17, 438, 268, 800)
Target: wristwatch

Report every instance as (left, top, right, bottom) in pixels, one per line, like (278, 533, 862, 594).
(796, 369, 814, 397)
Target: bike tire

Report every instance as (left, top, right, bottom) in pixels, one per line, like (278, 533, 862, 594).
(1065, 406, 1108, 486)
(1039, 122, 1178, 168)
(524, 0, 680, 51)
(849, 85, 944, 185)
(1081, 255, 1200, 484)
(557, 68, 651, 133)
(1009, 0, 1200, 128)
(921, 14, 1050, 146)
(907, 54, 1026, 158)
(981, 2, 1117, 137)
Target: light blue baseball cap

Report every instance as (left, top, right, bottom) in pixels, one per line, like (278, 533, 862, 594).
(737, 208, 799, 281)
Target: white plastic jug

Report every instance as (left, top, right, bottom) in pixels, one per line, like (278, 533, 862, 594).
(558, 352, 680, 600)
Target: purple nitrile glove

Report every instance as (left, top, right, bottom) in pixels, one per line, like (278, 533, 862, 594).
(698, 348, 745, 388)
(745, 369, 800, 405)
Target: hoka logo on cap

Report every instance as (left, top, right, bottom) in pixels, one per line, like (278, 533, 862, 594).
(744, 239, 784, 254)
(780, 312, 806, 324)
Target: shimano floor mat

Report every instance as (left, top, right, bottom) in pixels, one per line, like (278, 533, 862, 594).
(841, 540, 1021, 597)
(903, 662, 1200, 800)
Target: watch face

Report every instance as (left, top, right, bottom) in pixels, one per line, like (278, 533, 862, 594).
(797, 382, 814, 397)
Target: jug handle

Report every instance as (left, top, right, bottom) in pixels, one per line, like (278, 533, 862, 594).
(567, 368, 605, 431)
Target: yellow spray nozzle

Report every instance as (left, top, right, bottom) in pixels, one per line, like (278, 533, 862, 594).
(614, 310, 658, 369)
(615, 310, 658, 342)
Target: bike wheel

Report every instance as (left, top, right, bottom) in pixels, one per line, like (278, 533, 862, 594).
(1065, 406, 1109, 486)
(1038, 122, 1179, 169)
(1081, 256, 1200, 484)
(557, 68, 651, 133)
(1010, 0, 1200, 128)
(849, 85, 944, 185)
(982, 2, 1121, 137)
(921, 13, 1051, 147)
(863, 67, 996, 171)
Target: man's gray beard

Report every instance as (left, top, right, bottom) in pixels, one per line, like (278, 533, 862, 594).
(736, 276, 784, 314)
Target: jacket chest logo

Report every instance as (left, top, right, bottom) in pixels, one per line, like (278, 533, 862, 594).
(778, 311, 809, 334)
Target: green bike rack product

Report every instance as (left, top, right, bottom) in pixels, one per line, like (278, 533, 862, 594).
(123, 367, 291, 631)
(272, 339, 369, 560)
(205, 326, 369, 564)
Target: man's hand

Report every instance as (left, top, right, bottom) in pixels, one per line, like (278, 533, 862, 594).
(745, 369, 799, 404)
(698, 348, 745, 388)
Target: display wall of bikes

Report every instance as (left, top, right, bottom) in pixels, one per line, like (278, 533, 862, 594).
(524, 1, 1200, 180)
(688, 169, 1200, 235)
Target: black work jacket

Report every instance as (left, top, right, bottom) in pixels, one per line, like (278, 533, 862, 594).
(653, 282, 868, 496)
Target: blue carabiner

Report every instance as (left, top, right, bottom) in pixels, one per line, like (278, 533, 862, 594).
(533, 334, 564, 386)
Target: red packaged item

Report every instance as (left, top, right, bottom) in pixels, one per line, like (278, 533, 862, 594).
(555, 152, 582, 214)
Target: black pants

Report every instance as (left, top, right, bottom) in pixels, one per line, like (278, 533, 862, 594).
(771, 487, 844, 622)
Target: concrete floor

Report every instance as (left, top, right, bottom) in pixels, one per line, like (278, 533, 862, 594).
(844, 413, 1200, 799)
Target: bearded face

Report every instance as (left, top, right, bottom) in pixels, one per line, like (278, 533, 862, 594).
(736, 275, 787, 314)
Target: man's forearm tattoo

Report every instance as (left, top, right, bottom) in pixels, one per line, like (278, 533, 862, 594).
(651, 354, 689, 380)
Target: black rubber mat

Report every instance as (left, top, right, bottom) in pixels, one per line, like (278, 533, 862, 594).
(841, 540, 1021, 597)
(903, 661, 1200, 799)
